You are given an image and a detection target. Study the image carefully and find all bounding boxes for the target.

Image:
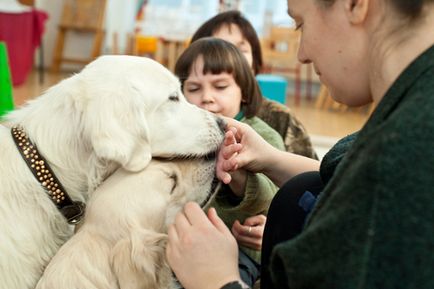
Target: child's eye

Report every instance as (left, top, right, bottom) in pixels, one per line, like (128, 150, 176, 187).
(215, 82, 228, 90)
(185, 86, 200, 93)
(187, 88, 199, 93)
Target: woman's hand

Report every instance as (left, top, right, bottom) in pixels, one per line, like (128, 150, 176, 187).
(231, 214, 266, 250)
(217, 117, 320, 187)
(216, 118, 274, 184)
(166, 202, 242, 289)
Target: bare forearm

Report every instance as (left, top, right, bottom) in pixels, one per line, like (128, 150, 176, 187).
(262, 147, 320, 187)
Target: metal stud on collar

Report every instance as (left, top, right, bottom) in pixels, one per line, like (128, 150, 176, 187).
(11, 126, 85, 225)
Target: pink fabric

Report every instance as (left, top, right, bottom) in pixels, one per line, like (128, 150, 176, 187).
(0, 9, 48, 86)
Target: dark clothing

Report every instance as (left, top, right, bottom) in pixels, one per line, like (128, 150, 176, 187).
(220, 44, 434, 289)
(319, 132, 358, 184)
(261, 132, 357, 289)
(220, 282, 246, 289)
(260, 171, 324, 289)
(238, 249, 260, 287)
(269, 45, 434, 289)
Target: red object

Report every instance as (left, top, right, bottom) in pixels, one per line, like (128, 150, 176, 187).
(0, 9, 48, 86)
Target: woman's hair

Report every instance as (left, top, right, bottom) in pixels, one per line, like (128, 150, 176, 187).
(390, 0, 433, 20)
(190, 10, 263, 75)
(318, 0, 432, 20)
(175, 37, 262, 118)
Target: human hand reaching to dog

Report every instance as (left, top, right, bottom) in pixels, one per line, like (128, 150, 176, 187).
(217, 117, 320, 187)
(232, 214, 266, 250)
(216, 118, 273, 184)
(166, 202, 242, 289)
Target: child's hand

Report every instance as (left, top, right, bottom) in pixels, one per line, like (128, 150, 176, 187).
(216, 127, 242, 184)
(231, 214, 266, 250)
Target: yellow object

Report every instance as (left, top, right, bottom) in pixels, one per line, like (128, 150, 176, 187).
(135, 36, 158, 54)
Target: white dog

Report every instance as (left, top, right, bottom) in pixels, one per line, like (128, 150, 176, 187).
(36, 158, 220, 289)
(0, 55, 224, 289)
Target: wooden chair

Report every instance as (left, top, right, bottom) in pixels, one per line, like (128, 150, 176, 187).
(261, 27, 314, 105)
(51, 0, 107, 72)
(129, 34, 187, 72)
(154, 38, 187, 72)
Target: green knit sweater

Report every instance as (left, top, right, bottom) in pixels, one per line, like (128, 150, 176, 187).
(210, 116, 285, 264)
(270, 45, 434, 288)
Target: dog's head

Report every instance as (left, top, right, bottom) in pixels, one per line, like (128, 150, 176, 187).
(86, 157, 220, 234)
(77, 55, 224, 172)
(158, 157, 221, 227)
(4, 55, 224, 204)
(33, 157, 220, 289)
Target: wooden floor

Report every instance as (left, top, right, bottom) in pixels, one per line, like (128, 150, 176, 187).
(12, 69, 371, 141)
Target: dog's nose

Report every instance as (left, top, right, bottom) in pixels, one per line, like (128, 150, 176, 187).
(216, 117, 226, 133)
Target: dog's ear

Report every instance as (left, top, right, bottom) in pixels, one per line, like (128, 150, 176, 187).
(85, 91, 152, 172)
(111, 229, 168, 289)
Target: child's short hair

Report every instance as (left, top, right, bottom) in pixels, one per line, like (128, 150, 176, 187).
(175, 37, 262, 118)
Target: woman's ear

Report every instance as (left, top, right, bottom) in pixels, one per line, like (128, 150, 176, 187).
(345, 0, 370, 24)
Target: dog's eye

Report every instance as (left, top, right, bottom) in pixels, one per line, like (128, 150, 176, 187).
(168, 92, 179, 102)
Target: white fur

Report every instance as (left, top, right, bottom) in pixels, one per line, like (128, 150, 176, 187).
(0, 55, 223, 289)
(36, 158, 219, 289)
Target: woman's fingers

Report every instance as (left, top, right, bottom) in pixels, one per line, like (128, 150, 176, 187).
(208, 207, 233, 236)
(166, 202, 241, 289)
(183, 202, 210, 226)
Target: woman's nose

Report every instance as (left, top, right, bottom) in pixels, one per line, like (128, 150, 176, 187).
(297, 38, 311, 64)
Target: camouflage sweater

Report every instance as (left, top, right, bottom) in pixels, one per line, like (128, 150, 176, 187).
(257, 99, 318, 160)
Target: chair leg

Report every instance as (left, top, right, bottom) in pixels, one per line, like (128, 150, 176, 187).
(112, 32, 119, 54)
(51, 28, 66, 73)
(91, 30, 105, 59)
(306, 64, 313, 101)
(315, 85, 328, 109)
(38, 40, 44, 84)
(167, 41, 177, 72)
(294, 65, 301, 106)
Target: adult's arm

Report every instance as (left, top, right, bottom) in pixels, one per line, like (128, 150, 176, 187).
(217, 118, 320, 187)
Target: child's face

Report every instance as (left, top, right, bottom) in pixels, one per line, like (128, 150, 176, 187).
(213, 23, 253, 71)
(183, 56, 242, 118)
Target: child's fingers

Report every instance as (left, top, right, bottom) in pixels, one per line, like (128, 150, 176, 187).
(224, 130, 237, 146)
(220, 143, 242, 160)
